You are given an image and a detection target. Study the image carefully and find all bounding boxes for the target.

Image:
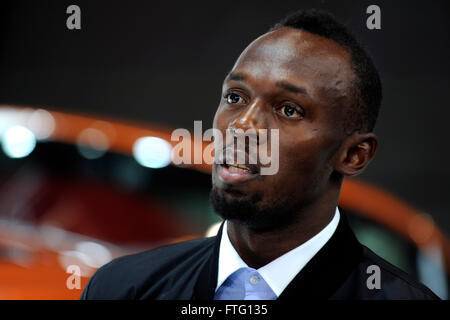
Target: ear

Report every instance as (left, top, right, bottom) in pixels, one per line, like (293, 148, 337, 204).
(334, 132, 378, 176)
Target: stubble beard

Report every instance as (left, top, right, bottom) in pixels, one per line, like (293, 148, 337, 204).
(209, 186, 300, 233)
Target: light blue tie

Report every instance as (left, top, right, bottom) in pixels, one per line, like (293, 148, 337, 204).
(214, 267, 277, 300)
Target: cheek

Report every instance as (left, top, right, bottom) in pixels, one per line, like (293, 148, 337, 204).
(213, 104, 233, 131)
(212, 106, 222, 129)
(277, 138, 332, 182)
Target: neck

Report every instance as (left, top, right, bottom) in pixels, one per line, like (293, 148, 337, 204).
(226, 190, 340, 269)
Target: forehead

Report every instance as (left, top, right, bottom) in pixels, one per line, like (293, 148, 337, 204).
(229, 28, 354, 100)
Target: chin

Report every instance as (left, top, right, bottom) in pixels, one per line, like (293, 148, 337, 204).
(209, 187, 295, 232)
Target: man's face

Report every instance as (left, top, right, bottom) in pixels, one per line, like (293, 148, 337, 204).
(211, 28, 355, 230)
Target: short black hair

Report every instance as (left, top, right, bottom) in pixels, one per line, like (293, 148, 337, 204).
(270, 9, 382, 133)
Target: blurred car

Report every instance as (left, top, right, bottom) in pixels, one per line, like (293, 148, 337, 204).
(0, 105, 448, 299)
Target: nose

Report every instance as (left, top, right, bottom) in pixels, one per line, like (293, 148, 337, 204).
(229, 99, 265, 132)
(228, 99, 267, 146)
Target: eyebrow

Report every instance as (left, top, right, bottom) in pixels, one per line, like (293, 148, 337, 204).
(226, 72, 308, 97)
(226, 72, 246, 82)
(276, 81, 308, 96)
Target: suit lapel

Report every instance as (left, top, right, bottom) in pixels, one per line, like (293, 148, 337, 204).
(192, 211, 363, 300)
(192, 221, 224, 300)
(278, 211, 363, 300)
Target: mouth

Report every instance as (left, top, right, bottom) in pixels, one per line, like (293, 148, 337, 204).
(218, 162, 260, 183)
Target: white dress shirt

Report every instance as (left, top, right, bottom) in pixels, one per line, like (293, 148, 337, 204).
(215, 207, 340, 297)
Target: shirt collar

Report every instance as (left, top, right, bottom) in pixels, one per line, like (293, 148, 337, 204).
(215, 207, 341, 297)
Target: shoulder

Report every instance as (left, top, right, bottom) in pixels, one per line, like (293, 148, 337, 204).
(97, 236, 216, 273)
(81, 236, 216, 300)
(352, 245, 440, 300)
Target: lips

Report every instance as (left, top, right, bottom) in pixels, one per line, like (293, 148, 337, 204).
(226, 163, 253, 173)
(215, 145, 261, 183)
(218, 164, 259, 183)
(217, 157, 260, 183)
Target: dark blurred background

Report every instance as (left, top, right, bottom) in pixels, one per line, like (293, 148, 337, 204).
(0, 0, 449, 237)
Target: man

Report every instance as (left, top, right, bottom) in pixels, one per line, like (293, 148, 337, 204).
(81, 9, 439, 300)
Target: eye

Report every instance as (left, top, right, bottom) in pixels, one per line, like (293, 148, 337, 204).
(278, 104, 304, 119)
(225, 92, 245, 104)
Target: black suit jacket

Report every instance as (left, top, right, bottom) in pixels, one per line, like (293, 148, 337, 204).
(81, 212, 439, 300)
